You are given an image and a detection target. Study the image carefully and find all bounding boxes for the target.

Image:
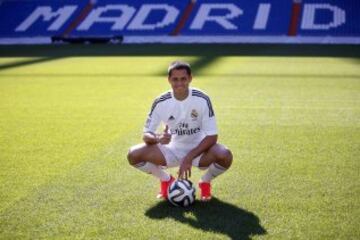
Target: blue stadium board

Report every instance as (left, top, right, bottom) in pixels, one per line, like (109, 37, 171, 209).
(297, 0, 360, 36)
(0, 0, 359, 39)
(0, 0, 88, 37)
(180, 0, 292, 35)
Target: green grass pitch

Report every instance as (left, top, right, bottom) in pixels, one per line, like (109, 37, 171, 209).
(0, 45, 359, 239)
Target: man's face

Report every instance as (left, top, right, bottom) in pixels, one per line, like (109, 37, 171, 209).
(168, 69, 192, 95)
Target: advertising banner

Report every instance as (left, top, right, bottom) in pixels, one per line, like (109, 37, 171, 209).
(0, 0, 359, 44)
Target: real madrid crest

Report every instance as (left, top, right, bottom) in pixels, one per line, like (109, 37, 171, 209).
(191, 109, 198, 120)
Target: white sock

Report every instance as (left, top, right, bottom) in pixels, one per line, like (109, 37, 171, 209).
(200, 163, 227, 183)
(134, 162, 170, 181)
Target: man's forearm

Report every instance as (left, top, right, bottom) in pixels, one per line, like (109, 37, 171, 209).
(186, 135, 218, 160)
(143, 132, 159, 145)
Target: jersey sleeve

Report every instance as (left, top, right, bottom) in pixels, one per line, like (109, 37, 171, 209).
(201, 98, 218, 136)
(143, 100, 161, 133)
(143, 92, 171, 133)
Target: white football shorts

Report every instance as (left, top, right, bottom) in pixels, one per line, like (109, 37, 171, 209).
(157, 143, 203, 168)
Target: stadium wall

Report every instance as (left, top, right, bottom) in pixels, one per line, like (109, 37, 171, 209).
(0, 0, 359, 44)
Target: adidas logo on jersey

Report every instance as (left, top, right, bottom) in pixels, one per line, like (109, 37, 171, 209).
(168, 115, 175, 121)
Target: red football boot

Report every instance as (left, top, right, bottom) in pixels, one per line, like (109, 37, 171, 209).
(157, 175, 175, 199)
(199, 181, 212, 201)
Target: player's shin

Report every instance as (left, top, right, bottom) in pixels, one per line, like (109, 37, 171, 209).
(133, 162, 170, 181)
(200, 163, 227, 183)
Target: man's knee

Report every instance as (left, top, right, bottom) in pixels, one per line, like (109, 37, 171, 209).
(216, 148, 233, 169)
(127, 147, 142, 166)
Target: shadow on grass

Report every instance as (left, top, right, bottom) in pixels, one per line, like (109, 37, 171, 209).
(1, 44, 359, 73)
(1, 44, 359, 58)
(0, 56, 65, 71)
(145, 197, 267, 240)
(190, 55, 218, 74)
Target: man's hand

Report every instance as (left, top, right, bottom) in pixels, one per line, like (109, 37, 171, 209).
(158, 125, 171, 145)
(178, 156, 193, 180)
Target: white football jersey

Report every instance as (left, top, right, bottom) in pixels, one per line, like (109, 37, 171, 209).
(144, 88, 218, 149)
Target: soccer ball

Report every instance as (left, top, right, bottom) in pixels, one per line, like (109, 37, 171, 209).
(167, 179, 196, 207)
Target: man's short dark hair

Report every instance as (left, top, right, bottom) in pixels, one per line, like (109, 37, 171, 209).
(168, 61, 192, 77)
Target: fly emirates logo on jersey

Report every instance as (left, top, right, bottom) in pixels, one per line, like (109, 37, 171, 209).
(171, 122, 200, 136)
